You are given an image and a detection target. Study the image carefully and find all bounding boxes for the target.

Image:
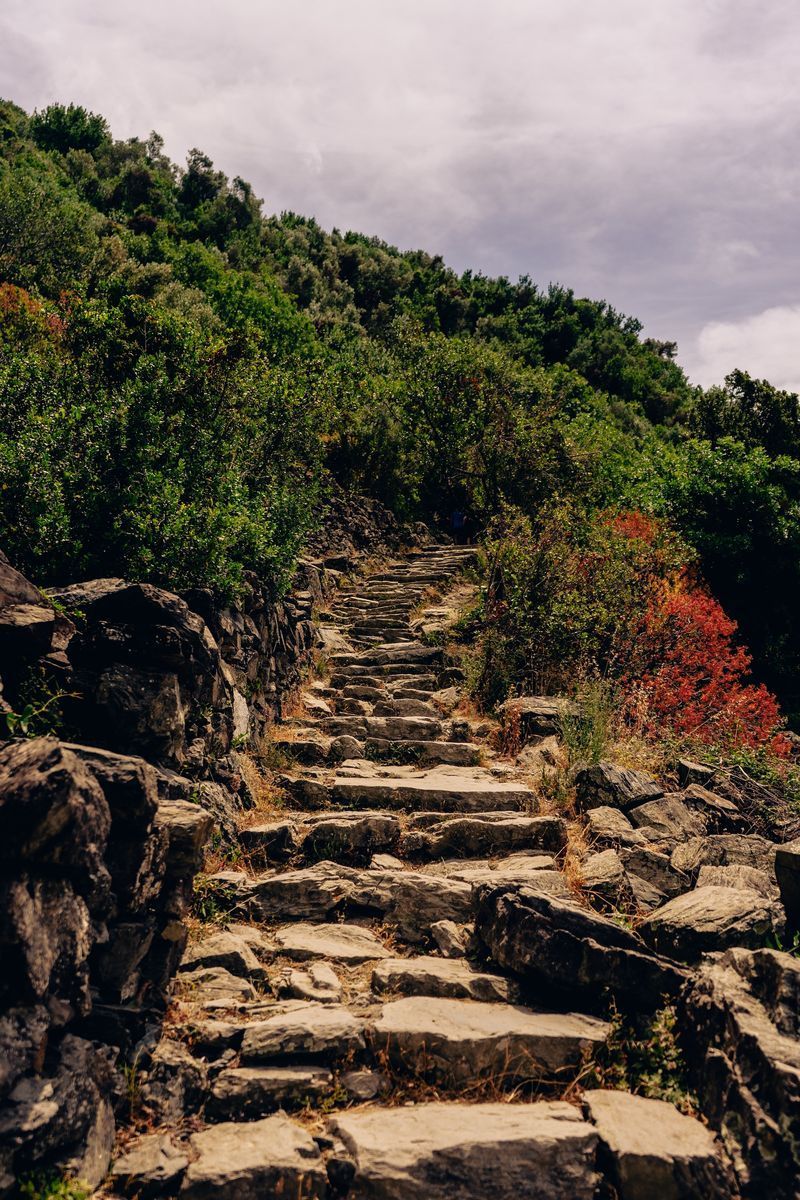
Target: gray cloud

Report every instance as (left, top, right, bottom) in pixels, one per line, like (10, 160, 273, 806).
(2, 0, 799, 388)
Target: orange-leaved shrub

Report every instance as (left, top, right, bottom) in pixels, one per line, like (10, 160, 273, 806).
(479, 503, 787, 754)
(620, 581, 788, 753)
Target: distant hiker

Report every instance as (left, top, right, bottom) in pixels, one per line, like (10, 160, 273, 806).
(451, 509, 467, 544)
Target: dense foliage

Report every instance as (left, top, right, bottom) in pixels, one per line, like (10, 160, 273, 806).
(1, 98, 799, 730)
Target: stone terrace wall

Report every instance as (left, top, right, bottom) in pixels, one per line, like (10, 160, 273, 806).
(0, 491, 419, 1189)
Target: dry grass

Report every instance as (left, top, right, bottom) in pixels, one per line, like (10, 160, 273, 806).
(604, 731, 669, 778)
(561, 818, 590, 900)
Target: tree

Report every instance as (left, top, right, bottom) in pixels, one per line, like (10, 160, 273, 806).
(30, 103, 110, 154)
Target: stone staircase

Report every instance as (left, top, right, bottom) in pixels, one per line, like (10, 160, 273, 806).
(109, 545, 731, 1198)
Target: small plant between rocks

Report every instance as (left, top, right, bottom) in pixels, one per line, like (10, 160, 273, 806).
(583, 1003, 698, 1115)
(17, 1174, 90, 1200)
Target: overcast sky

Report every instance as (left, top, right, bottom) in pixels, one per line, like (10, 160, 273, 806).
(3, 0, 799, 390)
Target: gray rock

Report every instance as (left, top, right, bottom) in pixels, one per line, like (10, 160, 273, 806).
(111, 1133, 189, 1197)
(181, 1113, 327, 1199)
(697, 863, 778, 899)
(329, 734, 366, 762)
(575, 762, 662, 812)
(581, 849, 626, 903)
(680, 947, 800, 1193)
(402, 813, 566, 861)
(640, 885, 780, 961)
(369, 996, 609, 1083)
(238, 819, 297, 864)
(180, 929, 267, 981)
(680, 782, 742, 830)
(276, 962, 342, 1004)
(240, 1003, 366, 1062)
(584, 1089, 733, 1198)
(430, 920, 470, 958)
(357, 869, 474, 942)
(619, 846, 690, 900)
(475, 886, 687, 1010)
(139, 1039, 208, 1123)
(341, 1069, 387, 1101)
(207, 1065, 332, 1120)
(0, 1006, 49, 1097)
(499, 695, 579, 739)
(628, 795, 707, 841)
(329, 1100, 600, 1199)
(584, 805, 646, 848)
(677, 757, 716, 788)
(371, 957, 518, 1003)
(177, 965, 257, 1003)
(671, 834, 777, 881)
(300, 811, 400, 864)
(0, 738, 111, 908)
(272, 922, 391, 963)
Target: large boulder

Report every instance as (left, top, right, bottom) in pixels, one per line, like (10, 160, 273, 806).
(680, 947, 800, 1195)
(475, 885, 686, 1011)
(0, 739, 111, 909)
(583, 1089, 733, 1198)
(498, 695, 579, 740)
(49, 579, 235, 766)
(574, 763, 662, 812)
(775, 837, 800, 930)
(640, 885, 781, 961)
(329, 1100, 600, 1200)
(0, 1035, 117, 1189)
(0, 552, 59, 700)
(0, 736, 211, 1183)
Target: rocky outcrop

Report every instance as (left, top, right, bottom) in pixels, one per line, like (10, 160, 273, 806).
(680, 947, 800, 1195)
(583, 1089, 734, 1198)
(0, 737, 211, 1186)
(474, 884, 687, 1011)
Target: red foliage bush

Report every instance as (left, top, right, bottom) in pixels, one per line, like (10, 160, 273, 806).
(0, 282, 64, 342)
(620, 581, 786, 753)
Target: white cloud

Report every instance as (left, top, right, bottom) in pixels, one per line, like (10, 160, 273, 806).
(686, 306, 800, 393)
(1, 0, 799, 386)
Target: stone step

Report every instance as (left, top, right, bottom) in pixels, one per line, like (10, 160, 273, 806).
(240, 1003, 367, 1063)
(328, 1101, 600, 1200)
(206, 1066, 332, 1121)
(322, 715, 445, 741)
(372, 697, 440, 717)
(371, 957, 519, 1003)
(179, 1114, 327, 1199)
(331, 644, 441, 668)
(364, 738, 482, 767)
(370, 997, 609, 1084)
(331, 770, 533, 812)
(331, 662, 438, 679)
(401, 812, 567, 858)
(245, 862, 474, 939)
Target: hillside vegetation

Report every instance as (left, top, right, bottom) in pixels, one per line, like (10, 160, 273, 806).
(2, 97, 800, 745)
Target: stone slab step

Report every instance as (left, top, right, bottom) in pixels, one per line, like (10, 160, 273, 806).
(322, 715, 445, 741)
(371, 957, 519, 1003)
(241, 1003, 366, 1063)
(331, 644, 441, 668)
(245, 862, 475, 940)
(401, 813, 567, 859)
(207, 1066, 332, 1120)
(328, 1101, 599, 1200)
(364, 738, 482, 767)
(369, 996, 609, 1084)
(272, 921, 392, 962)
(180, 1113, 327, 1199)
(331, 772, 533, 812)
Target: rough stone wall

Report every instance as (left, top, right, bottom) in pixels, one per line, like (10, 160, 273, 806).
(0, 491, 414, 1188)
